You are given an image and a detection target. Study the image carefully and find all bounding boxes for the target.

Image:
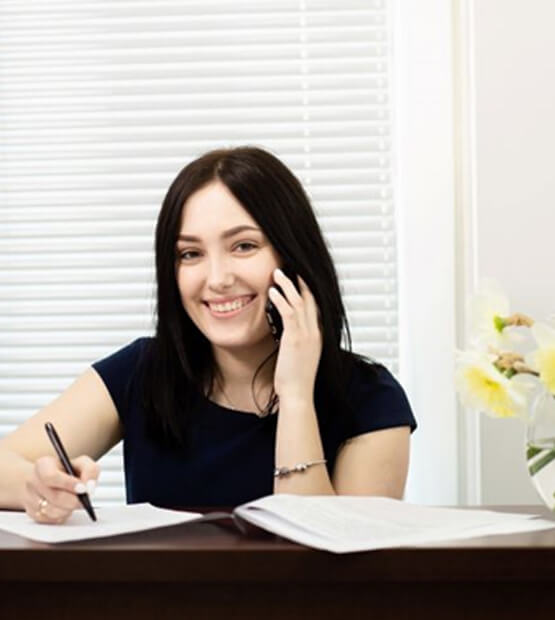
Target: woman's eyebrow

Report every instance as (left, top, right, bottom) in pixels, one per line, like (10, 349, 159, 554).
(177, 225, 261, 242)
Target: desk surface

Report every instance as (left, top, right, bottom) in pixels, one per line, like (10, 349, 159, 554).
(3, 505, 555, 620)
(1, 504, 555, 584)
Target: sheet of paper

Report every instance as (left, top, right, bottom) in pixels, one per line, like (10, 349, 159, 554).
(235, 494, 555, 553)
(0, 503, 202, 544)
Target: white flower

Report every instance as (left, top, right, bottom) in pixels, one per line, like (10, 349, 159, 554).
(469, 279, 523, 350)
(526, 322, 555, 395)
(455, 350, 530, 418)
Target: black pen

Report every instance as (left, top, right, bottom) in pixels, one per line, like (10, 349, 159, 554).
(44, 422, 97, 522)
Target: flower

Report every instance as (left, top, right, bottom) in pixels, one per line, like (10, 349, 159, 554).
(458, 285, 555, 512)
(455, 350, 529, 418)
(456, 282, 549, 420)
(469, 280, 514, 349)
(526, 323, 555, 395)
(468, 280, 534, 352)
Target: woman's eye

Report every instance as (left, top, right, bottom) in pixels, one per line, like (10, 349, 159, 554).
(179, 250, 200, 261)
(235, 242, 257, 252)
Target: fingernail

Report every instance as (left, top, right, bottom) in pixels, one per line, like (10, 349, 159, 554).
(74, 482, 86, 494)
(274, 268, 284, 278)
(86, 480, 96, 495)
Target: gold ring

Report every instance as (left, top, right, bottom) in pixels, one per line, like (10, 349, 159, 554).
(37, 497, 48, 517)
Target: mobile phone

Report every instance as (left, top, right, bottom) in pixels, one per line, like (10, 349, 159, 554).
(265, 266, 300, 342)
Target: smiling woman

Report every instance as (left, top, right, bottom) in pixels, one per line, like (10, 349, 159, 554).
(0, 146, 416, 519)
(175, 182, 281, 369)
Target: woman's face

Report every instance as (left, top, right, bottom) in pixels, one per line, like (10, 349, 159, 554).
(176, 180, 281, 350)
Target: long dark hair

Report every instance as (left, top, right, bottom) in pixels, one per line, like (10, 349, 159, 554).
(142, 146, 374, 450)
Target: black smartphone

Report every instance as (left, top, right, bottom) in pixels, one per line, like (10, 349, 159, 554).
(265, 266, 300, 342)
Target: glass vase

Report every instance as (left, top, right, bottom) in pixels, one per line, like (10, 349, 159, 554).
(526, 389, 555, 510)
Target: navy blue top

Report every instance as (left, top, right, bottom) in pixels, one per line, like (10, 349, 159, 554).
(92, 338, 416, 507)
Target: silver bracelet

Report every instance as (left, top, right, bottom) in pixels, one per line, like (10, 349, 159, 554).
(273, 459, 327, 478)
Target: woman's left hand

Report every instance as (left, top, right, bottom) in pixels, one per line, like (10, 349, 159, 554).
(269, 268, 323, 402)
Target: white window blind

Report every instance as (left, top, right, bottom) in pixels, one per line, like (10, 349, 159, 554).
(0, 0, 398, 506)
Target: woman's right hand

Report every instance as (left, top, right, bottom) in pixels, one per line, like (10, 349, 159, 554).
(22, 455, 100, 524)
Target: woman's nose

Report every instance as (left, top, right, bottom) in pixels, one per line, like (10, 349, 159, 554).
(206, 258, 234, 289)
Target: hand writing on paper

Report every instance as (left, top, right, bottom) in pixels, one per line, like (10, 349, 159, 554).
(23, 455, 99, 524)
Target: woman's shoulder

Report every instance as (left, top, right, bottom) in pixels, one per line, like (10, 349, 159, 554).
(350, 356, 401, 391)
(90, 337, 155, 422)
(340, 350, 395, 389)
(341, 352, 417, 434)
(92, 337, 154, 380)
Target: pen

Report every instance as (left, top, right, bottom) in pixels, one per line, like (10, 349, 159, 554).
(44, 422, 97, 522)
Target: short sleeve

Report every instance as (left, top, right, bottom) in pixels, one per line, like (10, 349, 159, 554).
(345, 361, 417, 440)
(91, 338, 150, 424)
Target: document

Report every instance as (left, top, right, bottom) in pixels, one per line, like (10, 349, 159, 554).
(233, 494, 555, 553)
(1, 495, 554, 551)
(0, 504, 203, 543)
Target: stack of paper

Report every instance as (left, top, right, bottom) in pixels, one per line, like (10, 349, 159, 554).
(233, 494, 555, 553)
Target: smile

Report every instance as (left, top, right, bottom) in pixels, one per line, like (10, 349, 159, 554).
(203, 295, 256, 318)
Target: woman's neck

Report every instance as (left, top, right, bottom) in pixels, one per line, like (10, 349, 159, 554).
(208, 338, 278, 411)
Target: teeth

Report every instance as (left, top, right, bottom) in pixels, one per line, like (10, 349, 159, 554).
(209, 297, 252, 313)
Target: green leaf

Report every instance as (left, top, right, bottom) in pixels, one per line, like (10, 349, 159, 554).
(527, 445, 543, 460)
(529, 450, 555, 476)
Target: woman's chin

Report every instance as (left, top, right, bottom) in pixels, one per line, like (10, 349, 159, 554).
(208, 330, 275, 351)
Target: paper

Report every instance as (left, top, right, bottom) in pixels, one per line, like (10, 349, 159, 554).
(3, 495, 554, 551)
(234, 494, 555, 553)
(0, 503, 202, 544)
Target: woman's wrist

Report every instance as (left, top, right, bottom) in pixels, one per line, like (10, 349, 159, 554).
(277, 392, 314, 413)
(0, 450, 34, 510)
(15, 453, 34, 511)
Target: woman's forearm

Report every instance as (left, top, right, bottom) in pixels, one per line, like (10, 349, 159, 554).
(273, 395, 336, 495)
(0, 449, 34, 510)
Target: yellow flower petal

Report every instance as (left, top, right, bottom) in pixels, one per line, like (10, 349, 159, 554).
(527, 324, 555, 395)
(455, 351, 528, 418)
(535, 348, 555, 395)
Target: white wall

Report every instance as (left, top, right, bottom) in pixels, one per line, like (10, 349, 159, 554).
(396, 0, 458, 505)
(470, 0, 555, 504)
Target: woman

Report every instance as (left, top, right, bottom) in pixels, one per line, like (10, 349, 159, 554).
(0, 146, 416, 523)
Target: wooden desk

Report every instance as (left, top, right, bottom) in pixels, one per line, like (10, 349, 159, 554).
(1, 506, 555, 620)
